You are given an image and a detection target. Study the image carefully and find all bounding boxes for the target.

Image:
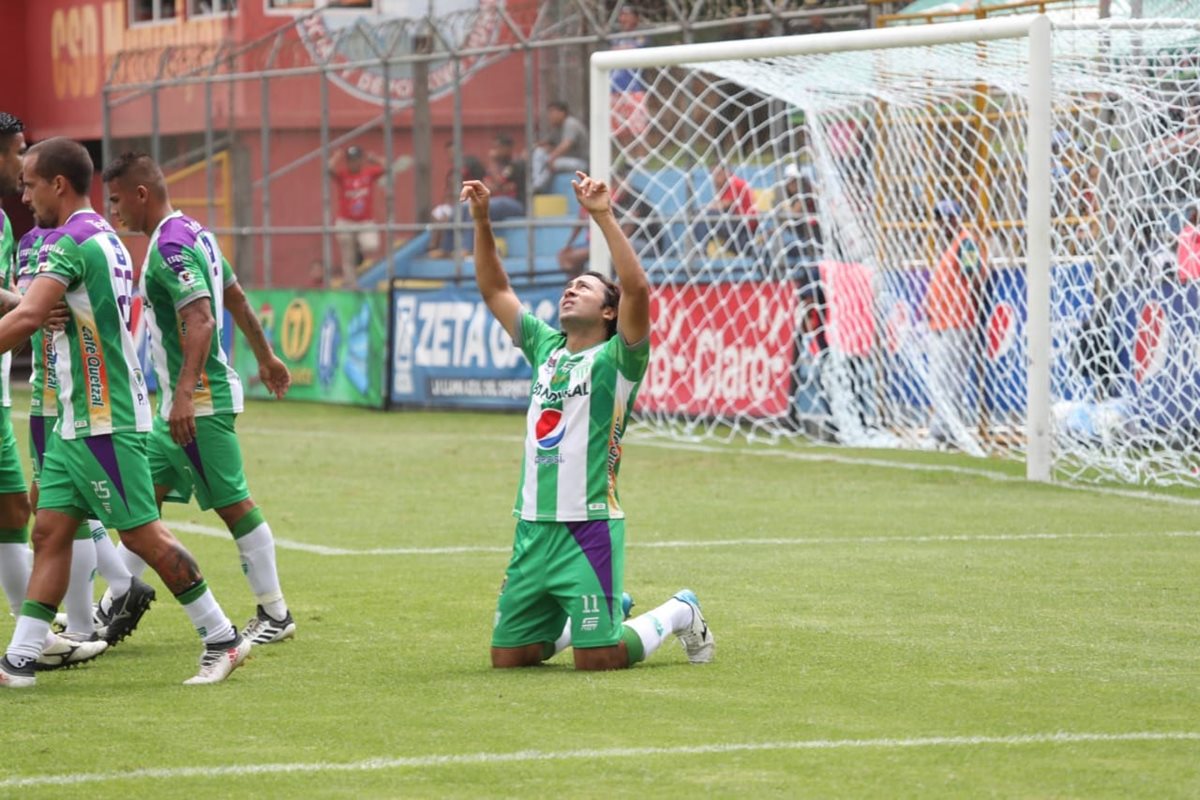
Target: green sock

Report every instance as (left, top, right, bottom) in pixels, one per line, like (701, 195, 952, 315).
(621, 624, 645, 665)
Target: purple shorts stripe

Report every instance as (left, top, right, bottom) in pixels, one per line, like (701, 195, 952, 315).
(84, 435, 129, 507)
(29, 416, 47, 465)
(567, 520, 614, 612)
(182, 439, 210, 489)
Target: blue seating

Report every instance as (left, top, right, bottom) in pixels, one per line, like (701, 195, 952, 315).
(499, 220, 578, 259)
(358, 165, 790, 288)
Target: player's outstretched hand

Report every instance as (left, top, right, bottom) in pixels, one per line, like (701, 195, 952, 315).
(459, 180, 490, 221)
(43, 301, 70, 332)
(571, 172, 612, 216)
(259, 355, 291, 399)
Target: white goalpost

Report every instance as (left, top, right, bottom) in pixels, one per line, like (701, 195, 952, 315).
(588, 15, 1200, 487)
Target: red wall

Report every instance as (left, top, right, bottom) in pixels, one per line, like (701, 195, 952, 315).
(17, 0, 533, 141)
(5, 0, 538, 285)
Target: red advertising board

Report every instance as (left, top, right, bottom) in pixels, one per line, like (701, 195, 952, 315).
(638, 282, 797, 418)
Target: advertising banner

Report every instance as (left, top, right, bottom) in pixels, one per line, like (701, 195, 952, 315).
(638, 281, 797, 418)
(1113, 278, 1200, 432)
(233, 290, 387, 407)
(390, 284, 562, 409)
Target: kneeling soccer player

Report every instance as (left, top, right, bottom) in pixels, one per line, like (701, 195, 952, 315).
(462, 172, 714, 671)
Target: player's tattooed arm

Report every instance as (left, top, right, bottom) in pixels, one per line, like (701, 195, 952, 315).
(226, 281, 272, 360)
(226, 281, 290, 398)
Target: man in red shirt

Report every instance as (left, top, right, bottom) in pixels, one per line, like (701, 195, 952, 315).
(692, 164, 757, 256)
(924, 198, 985, 454)
(328, 146, 385, 287)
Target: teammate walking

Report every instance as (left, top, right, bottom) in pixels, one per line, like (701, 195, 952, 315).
(16, 223, 151, 648)
(102, 152, 295, 644)
(0, 114, 108, 671)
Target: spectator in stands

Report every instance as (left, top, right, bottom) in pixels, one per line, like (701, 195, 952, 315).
(1176, 203, 1200, 283)
(308, 259, 326, 288)
(772, 163, 821, 271)
(329, 145, 385, 287)
(430, 148, 487, 258)
(610, 5, 650, 156)
(531, 101, 589, 194)
(692, 163, 757, 256)
(486, 133, 527, 215)
(923, 198, 985, 455)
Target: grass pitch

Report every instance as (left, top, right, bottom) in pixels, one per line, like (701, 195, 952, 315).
(0, 391, 1197, 798)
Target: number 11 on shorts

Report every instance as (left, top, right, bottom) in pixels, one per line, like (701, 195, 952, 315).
(581, 594, 599, 614)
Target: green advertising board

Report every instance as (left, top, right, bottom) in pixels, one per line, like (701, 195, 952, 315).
(233, 289, 387, 408)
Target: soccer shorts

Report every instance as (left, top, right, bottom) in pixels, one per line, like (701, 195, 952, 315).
(0, 407, 27, 495)
(491, 519, 626, 650)
(37, 431, 159, 531)
(148, 414, 250, 512)
(27, 413, 54, 485)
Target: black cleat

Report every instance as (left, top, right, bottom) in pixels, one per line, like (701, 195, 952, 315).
(99, 577, 156, 646)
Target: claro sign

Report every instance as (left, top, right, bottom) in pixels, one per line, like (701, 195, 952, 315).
(638, 282, 797, 419)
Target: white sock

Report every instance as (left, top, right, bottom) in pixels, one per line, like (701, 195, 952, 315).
(90, 521, 131, 598)
(116, 542, 149, 579)
(65, 534, 97, 636)
(625, 599, 694, 662)
(657, 597, 696, 634)
(98, 587, 114, 615)
(178, 582, 236, 644)
(624, 612, 670, 661)
(235, 520, 287, 619)
(7, 613, 51, 666)
(0, 542, 31, 616)
(553, 619, 572, 656)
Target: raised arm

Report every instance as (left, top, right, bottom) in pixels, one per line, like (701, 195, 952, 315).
(572, 172, 650, 344)
(461, 179, 523, 341)
(225, 279, 290, 399)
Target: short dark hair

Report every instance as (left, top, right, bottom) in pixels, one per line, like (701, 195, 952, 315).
(494, 133, 513, 147)
(100, 150, 165, 192)
(548, 100, 569, 114)
(27, 137, 93, 196)
(0, 112, 24, 140)
(582, 269, 621, 339)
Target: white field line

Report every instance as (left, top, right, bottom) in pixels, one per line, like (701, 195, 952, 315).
(1, 730, 1196, 789)
(633, 439, 1200, 508)
(11, 408, 1200, 507)
(166, 520, 1200, 557)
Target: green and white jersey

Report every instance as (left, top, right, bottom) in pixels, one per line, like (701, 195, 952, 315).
(35, 210, 152, 439)
(141, 210, 242, 419)
(513, 312, 650, 521)
(16, 225, 55, 416)
(0, 210, 14, 408)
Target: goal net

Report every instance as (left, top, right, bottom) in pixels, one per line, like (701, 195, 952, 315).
(591, 17, 1200, 486)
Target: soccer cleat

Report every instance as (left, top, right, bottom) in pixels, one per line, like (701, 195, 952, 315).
(99, 577, 156, 646)
(0, 654, 36, 688)
(241, 605, 296, 645)
(184, 634, 252, 685)
(621, 591, 635, 621)
(34, 632, 109, 671)
(672, 589, 715, 664)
